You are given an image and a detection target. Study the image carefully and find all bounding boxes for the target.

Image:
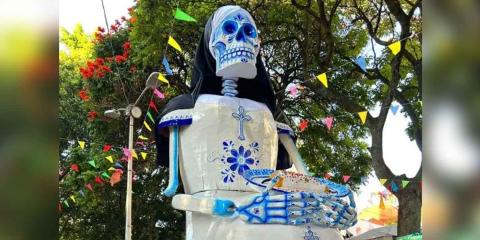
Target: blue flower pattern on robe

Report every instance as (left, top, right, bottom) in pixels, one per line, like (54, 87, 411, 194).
(227, 145, 254, 175)
(220, 141, 259, 183)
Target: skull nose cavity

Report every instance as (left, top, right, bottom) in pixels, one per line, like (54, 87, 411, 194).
(236, 27, 246, 42)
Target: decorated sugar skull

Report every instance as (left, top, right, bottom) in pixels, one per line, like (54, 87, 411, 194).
(209, 6, 260, 79)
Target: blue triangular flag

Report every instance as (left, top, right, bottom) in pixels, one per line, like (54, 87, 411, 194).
(390, 104, 399, 115)
(162, 57, 173, 76)
(356, 56, 367, 72)
(391, 181, 399, 192)
(114, 162, 124, 169)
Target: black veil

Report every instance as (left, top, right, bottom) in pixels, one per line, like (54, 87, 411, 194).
(155, 12, 291, 169)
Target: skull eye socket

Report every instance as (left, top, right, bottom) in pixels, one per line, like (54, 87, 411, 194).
(243, 23, 257, 38)
(222, 20, 238, 34)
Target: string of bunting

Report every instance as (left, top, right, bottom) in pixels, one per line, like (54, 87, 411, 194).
(63, 6, 421, 210)
(288, 32, 421, 131)
(295, 100, 419, 132)
(60, 6, 197, 210)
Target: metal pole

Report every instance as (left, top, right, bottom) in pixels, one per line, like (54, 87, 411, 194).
(125, 113, 134, 240)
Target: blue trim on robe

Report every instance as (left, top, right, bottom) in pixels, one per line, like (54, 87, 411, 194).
(157, 110, 193, 130)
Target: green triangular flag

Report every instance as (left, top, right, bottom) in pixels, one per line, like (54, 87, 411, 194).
(402, 180, 410, 188)
(174, 8, 197, 22)
(102, 172, 110, 179)
(146, 111, 155, 123)
(88, 160, 97, 168)
(64, 200, 70, 208)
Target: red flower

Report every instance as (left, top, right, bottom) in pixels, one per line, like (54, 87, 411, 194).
(87, 61, 95, 68)
(101, 65, 112, 73)
(87, 111, 97, 121)
(115, 55, 127, 63)
(95, 58, 105, 65)
(128, 7, 133, 14)
(121, 16, 127, 21)
(80, 67, 93, 79)
(96, 71, 105, 78)
(79, 90, 89, 101)
(123, 41, 131, 51)
(97, 27, 105, 33)
(129, 17, 137, 24)
(299, 119, 309, 132)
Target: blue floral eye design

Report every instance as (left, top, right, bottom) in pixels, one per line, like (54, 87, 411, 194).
(222, 20, 238, 34)
(243, 23, 257, 38)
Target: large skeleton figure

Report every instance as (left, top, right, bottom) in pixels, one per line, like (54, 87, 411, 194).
(155, 6, 356, 240)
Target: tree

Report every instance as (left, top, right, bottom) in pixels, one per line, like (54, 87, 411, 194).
(60, 0, 422, 238)
(288, 0, 422, 236)
(59, 21, 185, 239)
(130, 0, 422, 236)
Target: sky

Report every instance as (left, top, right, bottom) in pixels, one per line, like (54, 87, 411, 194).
(59, 0, 422, 222)
(59, 0, 131, 34)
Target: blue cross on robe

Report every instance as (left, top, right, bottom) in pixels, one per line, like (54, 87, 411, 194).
(232, 106, 252, 141)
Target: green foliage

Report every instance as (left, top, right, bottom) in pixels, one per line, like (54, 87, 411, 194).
(59, 20, 184, 239)
(60, 0, 421, 237)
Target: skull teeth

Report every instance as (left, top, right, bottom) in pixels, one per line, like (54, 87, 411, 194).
(219, 47, 255, 64)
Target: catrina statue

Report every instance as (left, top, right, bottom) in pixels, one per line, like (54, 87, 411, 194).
(155, 5, 357, 240)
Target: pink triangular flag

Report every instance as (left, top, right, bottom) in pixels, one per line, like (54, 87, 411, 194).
(153, 88, 165, 99)
(325, 116, 334, 130)
(342, 175, 351, 183)
(123, 147, 132, 160)
(85, 183, 94, 192)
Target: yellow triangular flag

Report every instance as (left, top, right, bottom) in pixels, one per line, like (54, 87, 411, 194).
(358, 111, 368, 124)
(168, 36, 182, 52)
(70, 195, 76, 203)
(105, 155, 113, 163)
(379, 179, 387, 185)
(108, 167, 116, 171)
(139, 135, 148, 141)
(143, 121, 152, 132)
(131, 149, 138, 160)
(157, 73, 170, 85)
(388, 41, 401, 55)
(316, 73, 328, 88)
(379, 195, 385, 209)
(78, 140, 85, 149)
(140, 152, 147, 160)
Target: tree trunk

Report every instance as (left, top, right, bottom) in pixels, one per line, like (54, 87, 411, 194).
(369, 120, 422, 237)
(395, 180, 422, 237)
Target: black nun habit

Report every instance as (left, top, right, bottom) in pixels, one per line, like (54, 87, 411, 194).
(155, 13, 292, 170)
